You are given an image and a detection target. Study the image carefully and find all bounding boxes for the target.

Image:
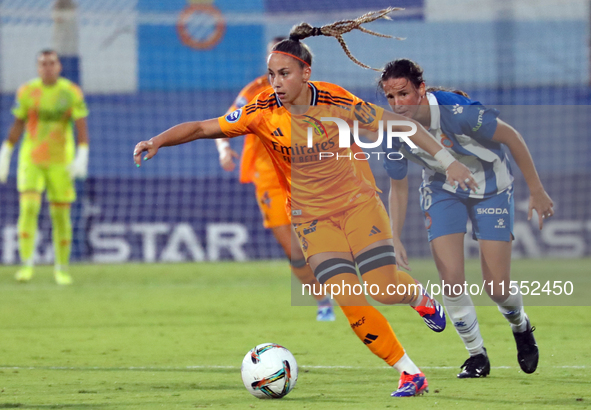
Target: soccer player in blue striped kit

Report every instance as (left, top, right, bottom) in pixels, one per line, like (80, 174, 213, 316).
(380, 59, 554, 378)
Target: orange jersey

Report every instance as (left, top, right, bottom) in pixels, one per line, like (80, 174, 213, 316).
(227, 75, 277, 188)
(218, 81, 384, 223)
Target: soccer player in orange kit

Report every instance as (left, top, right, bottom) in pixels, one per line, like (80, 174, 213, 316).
(134, 8, 478, 397)
(215, 37, 335, 321)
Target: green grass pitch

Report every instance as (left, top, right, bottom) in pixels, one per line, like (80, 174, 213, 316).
(0, 258, 589, 409)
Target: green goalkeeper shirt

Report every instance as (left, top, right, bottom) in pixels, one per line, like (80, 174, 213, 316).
(12, 77, 88, 167)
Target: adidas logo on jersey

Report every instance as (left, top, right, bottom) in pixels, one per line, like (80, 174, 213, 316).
(272, 128, 284, 137)
(369, 226, 381, 236)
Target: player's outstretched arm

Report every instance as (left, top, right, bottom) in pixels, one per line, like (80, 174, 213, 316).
(492, 119, 554, 229)
(0, 118, 25, 183)
(382, 110, 478, 192)
(134, 119, 225, 167)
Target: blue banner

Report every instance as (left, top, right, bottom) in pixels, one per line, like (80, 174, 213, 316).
(137, 0, 265, 91)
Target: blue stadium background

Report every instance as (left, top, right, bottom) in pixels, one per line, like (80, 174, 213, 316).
(0, 0, 590, 263)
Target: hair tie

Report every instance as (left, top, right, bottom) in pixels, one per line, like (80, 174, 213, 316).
(311, 27, 322, 37)
(289, 34, 300, 42)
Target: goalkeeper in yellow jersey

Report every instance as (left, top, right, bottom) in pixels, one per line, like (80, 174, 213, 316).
(0, 49, 89, 285)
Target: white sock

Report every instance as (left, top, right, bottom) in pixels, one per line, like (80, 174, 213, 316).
(443, 293, 485, 356)
(392, 353, 421, 375)
(497, 292, 527, 332)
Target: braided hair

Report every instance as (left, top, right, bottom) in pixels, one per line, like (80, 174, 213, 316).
(271, 7, 405, 71)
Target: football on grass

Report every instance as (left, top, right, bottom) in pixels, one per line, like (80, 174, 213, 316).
(240, 343, 298, 399)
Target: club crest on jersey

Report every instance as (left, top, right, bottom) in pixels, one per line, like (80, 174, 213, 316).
(440, 133, 454, 148)
(424, 212, 432, 229)
(302, 115, 327, 137)
(225, 108, 242, 123)
(452, 104, 463, 114)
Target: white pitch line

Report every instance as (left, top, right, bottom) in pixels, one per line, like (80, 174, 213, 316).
(0, 365, 587, 371)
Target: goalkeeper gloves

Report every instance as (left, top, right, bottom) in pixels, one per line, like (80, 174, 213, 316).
(69, 144, 89, 179)
(0, 141, 14, 183)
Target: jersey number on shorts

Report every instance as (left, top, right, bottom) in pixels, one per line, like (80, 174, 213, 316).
(421, 186, 433, 211)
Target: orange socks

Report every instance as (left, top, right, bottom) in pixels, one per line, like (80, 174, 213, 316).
(340, 305, 405, 366)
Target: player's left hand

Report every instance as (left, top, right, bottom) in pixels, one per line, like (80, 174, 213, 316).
(446, 161, 478, 192)
(528, 188, 554, 230)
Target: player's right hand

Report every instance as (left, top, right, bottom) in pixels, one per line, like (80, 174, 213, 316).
(0, 168, 8, 183)
(69, 144, 89, 180)
(134, 140, 159, 167)
(446, 161, 478, 192)
(219, 146, 239, 172)
(528, 188, 554, 230)
(0, 141, 14, 183)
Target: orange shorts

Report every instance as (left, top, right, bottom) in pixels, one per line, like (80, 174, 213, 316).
(293, 194, 392, 260)
(255, 185, 290, 228)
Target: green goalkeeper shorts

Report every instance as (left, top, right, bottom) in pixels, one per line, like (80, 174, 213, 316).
(17, 161, 76, 203)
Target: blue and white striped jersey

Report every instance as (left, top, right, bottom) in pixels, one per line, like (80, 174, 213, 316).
(383, 91, 513, 198)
